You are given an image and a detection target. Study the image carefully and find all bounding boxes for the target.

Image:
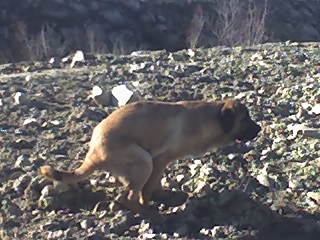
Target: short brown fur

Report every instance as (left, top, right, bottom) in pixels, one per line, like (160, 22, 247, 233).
(39, 99, 260, 218)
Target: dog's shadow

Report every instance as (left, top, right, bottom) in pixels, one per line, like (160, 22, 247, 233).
(107, 177, 320, 240)
(34, 174, 320, 240)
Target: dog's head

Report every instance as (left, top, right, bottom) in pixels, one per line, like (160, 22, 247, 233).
(219, 99, 261, 142)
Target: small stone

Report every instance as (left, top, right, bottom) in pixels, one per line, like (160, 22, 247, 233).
(101, 225, 110, 234)
(194, 180, 206, 193)
(311, 104, 320, 115)
(49, 57, 61, 68)
(211, 226, 225, 238)
(47, 230, 64, 239)
(111, 84, 140, 107)
(14, 155, 31, 168)
(288, 174, 302, 190)
(49, 120, 62, 126)
(176, 174, 185, 183)
(12, 92, 29, 105)
(80, 219, 95, 229)
(256, 174, 271, 187)
(13, 174, 32, 193)
(41, 185, 55, 197)
(88, 85, 111, 107)
(41, 221, 61, 231)
(23, 118, 39, 127)
(200, 228, 210, 236)
(188, 163, 199, 176)
(25, 75, 32, 82)
(138, 220, 150, 234)
(139, 233, 156, 239)
(307, 192, 320, 205)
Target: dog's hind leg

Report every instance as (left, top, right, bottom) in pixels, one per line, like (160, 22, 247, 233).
(141, 153, 173, 204)
(111, 144, 156, 217)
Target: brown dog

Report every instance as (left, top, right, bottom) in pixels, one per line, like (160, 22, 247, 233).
(39, 99, 260, 217)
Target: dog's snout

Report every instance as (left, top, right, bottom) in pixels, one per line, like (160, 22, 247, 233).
(236, 118, 261, 141)
(253, 122, 261, 133)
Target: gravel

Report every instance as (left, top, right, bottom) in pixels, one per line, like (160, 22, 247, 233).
(1, 42, 320, 239)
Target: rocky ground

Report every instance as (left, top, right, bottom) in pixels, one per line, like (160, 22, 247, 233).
(1, 42, 320, 239)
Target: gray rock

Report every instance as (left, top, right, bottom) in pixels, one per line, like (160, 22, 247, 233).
(12, 174, 32, 193)
(14, 155, 32, 169)
(2, 200, 23, 216)
(41, 221, 63, 231)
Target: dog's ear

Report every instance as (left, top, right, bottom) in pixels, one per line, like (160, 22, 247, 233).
(219, 100, 236, 133)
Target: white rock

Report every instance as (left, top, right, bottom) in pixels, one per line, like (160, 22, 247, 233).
(131, 81, 139, 87)
(187, 48, 195, 57)
(49, 120, 62, 126)
(47, 230, 64, 239)
(311, 104, 320, 115)
(138, 220, 150, 233)
(227, 153, 237, 160)
(307, 192, 320, 204)
(12, 92, 29, 105)
(194, 180, 206, 193)
(49, 57, 61, 67)
(140, 233, 156, 239)
(111, 84, 140, 107)
(175, 174, 185, 183)
(199, 228, 210, 236)
(211, 226, 224, 237)
(88, 85, 111, 107)
(70, 50, 85, 68)
(256, 174, 272, 188)
(193, 159, 202, 165)
(80, 219, 94, 229)
(188, 163, 199, 176)
(301, 102, 312, 110)
(23, 118, 38, 126)
(288, 179, 301, 190)
(25, 75, 32, 82)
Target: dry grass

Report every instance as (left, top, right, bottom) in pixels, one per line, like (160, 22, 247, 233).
(186, 0, 268, 48)
(186, 4, 206, 49)
(1, 1, 269, 64)
(212, 0, 268, 47)
(13, 21, 69, 61)
(5, 21, 135, 63)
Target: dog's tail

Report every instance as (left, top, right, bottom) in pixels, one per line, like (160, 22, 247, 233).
(39, 159, 97, 184)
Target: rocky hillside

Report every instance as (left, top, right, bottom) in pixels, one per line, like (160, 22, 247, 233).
(1, 42, 320, 239)
(1, 0, 320, 63)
